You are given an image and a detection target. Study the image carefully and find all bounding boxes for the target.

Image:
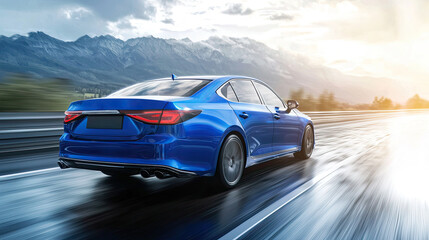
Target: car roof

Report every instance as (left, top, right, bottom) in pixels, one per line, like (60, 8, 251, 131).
(156, 75, 256, 81)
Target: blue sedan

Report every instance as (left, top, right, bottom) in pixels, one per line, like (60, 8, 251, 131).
(58, 76, 314, 188)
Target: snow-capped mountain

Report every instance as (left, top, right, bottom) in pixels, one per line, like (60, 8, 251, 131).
(0, 31, 406, 103)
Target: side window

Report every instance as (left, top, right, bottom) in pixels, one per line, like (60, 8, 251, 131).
(218, 83, 238, 102)
(254, 81, 285, 107)
(230, 80, 261, 104)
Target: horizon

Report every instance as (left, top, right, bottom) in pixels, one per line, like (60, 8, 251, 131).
(1, 30, 259, 43)
(1, 0, 429, 102)
(1, 30, 428, 105)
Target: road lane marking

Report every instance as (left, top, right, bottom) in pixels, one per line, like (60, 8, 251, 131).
(0, 167, 62, 181)
(218, 162, 344, 240)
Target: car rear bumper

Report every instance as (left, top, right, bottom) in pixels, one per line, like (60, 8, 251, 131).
(58, 157, 198, 177)
(59, 133, 218, 176)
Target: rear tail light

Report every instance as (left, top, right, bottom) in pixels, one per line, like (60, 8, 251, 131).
(64, 111, 83, 123)
(123, 110, 163, 124)
(122, 110, 201, 125)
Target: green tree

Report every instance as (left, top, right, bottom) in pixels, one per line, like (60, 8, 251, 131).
(372, 96, 394, 110)
(406, 94, 429, 109)
(318, 91, 338, 111)
(289, 88, 317, 111)
(290, 89, 305, 102)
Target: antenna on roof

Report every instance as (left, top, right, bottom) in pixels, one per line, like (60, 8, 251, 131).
(171, 74, 177, 80)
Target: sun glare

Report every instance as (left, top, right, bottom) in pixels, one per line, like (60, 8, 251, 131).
(387, 114, 429, 203)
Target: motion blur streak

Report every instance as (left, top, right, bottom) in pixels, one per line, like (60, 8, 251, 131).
(1, 111, 429, 239)
(243, 112, 429, 240)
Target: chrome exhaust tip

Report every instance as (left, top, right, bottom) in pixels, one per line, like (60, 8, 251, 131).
(57, 161, 69, 169)
(140, 170, 152, 178)
(154, 170, 172, 179)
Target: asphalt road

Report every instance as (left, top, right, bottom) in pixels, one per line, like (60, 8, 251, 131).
(1, 111, 429, 239)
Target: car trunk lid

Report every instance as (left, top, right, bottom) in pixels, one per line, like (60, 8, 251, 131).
(65, 98, 174, 141)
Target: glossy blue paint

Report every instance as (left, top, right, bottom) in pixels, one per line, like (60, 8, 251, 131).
(267, 105, 302, 153)
(228, 101, 274, 157)
(59, 75, 314, 176)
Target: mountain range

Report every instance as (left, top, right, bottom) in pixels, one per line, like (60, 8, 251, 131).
(0, 31, 408, 103)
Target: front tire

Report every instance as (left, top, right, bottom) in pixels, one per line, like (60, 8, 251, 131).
(213, 134, 245, 189)
(294, 125, 314, 160)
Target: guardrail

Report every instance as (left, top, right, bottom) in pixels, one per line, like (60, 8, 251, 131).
(0, 109, 427, 155)
(0, 112, 63, 154)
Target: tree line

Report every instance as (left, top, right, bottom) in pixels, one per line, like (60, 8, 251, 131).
(289, 89, 429, 111)
(1, 74, 428, 111)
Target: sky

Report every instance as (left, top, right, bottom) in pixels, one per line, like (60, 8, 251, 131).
(0, 0, 428, 95)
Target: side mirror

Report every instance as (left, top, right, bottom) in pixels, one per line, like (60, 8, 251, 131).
(286, 100, 299, 113)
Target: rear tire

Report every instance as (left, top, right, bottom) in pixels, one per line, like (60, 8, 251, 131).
(294, 125, 314, 160)
(213, 134, 245, 189)
(101, 170, 136, 178)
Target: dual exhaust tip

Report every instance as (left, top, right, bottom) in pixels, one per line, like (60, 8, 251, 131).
(141, 169, 172, 179)
(58, 160, 175, 179)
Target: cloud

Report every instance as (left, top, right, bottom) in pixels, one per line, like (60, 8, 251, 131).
(0, 0, 158, 40)
(159, 0, 180, 8)
(1, 0, 428, 89)
(76, 0, 156, 21)
(0, 3, 109, 40)
(116, 19, 135, 29)
(269, 13, 293, 21)
(162, 18, 174, 24)
(192, 11, 206, 15)
(309, 1, 398, 43)
(0, 0, 157, 21)
(63, 7, 91, 20)
(222, 4, 253, 15)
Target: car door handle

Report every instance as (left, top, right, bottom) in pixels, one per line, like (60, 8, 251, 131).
(274, 113, 281, 119)
(239, 112, 249, 119)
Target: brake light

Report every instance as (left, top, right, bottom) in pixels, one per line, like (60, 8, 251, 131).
(122, 110, 201, 125)
(124, 110, 163, 124)
(64, 111, 82, 123)
(158, 110, 182, 125)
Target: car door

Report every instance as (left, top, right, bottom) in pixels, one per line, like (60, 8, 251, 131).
(226, 79, 274, 159)
(253, 81, 301, 153)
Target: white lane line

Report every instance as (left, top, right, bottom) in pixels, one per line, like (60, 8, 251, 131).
(218, 162, 344, 240)
(0, 167, 61, 181)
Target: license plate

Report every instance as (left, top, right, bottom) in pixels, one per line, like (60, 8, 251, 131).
(86, 115, 123, 129)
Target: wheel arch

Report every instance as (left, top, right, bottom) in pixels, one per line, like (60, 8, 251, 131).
(301, 122, 315, 149)
(308, 122, 315, 147)
(215, 126, 248, 171)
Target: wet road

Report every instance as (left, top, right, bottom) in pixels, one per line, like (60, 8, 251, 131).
(1, 111, 429, 239)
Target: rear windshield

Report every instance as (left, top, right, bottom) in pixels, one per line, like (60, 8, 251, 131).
(108, 79, 210, 97)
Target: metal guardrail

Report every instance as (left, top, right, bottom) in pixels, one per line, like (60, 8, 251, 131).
(0, 109, 427, 155)
(0, 112, 64, 154)
(307, 109, 423, 124)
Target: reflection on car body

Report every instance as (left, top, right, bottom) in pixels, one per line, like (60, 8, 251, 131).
(59, 75, 314, 188)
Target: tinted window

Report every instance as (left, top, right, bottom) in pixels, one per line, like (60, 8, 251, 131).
(230, 80, 261, 104)
(218, 83, 238, 102)
(108, 80, 210, 97)
(254, 81, 284, 107)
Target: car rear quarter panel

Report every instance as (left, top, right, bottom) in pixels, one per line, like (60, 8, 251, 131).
(161, 94, 246, 176)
